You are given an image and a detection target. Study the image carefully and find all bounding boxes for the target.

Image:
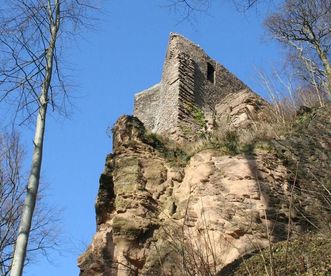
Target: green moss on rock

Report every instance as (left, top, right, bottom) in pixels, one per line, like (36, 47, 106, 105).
(112, 217, 141, 238)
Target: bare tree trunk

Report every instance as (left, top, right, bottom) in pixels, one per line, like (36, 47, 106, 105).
(314, 43, 331, 95)
(321, 59, 331, 95)
(289, 41, 325, 107)
(10, 2, 60, 275)
(10, 101, 47, 276)
(265, 0, 331, 98)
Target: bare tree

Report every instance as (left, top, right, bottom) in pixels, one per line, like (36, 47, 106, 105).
(0, 1, 94, 275)
(265, 0, 331, 96)
(0, 131, 59, 276)
(165, 0, 263, 16)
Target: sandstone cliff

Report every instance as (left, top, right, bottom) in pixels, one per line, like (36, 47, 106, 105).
(76, 103, 331, 275)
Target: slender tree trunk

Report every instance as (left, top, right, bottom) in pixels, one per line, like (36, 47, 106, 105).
(324, 63, 331, 95)
(10, 100, 47, 276)
(10, 2, 60, 275)
(314, 43, 331, 95)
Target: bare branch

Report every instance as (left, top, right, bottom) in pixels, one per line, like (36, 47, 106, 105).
(265, 0, 331, 95)
(0, 132, 60, 274)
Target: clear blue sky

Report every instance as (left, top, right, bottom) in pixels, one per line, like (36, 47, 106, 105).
(21, 0, 281, 275)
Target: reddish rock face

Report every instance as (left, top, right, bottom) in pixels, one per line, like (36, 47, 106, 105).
(78, 34, 331, 276)
(78, 115, 298, 276)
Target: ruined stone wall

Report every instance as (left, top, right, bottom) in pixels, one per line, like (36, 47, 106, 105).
(169, 33, 249, 109)
(153, 46, 181, 135)
(134, 33, 257, 140)
(156, 35, 205, 140)
(177, 52, 198, 133)
(134, 84, 160, 132)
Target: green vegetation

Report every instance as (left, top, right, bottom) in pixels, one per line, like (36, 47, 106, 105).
(144, 132, 190, 167)
(233, 234, 331, 275)
(295, 107, 316, 127)
(222, 131, 240, 155)
(192, 106, 206, 128)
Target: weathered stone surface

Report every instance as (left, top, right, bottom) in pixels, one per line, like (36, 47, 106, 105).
(215, 89, 267, 129)
(78, 116, 165, 275)
(78, 34, 331, 275)
(133, 33, 267, 141)
(134, 84, 161, 132)
(78, 115, 299, 276)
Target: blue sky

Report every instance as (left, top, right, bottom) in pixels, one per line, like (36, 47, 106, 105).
(19, 0, 282, 275)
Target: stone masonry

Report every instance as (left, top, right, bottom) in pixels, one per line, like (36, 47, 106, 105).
(134, 33, 265, 141)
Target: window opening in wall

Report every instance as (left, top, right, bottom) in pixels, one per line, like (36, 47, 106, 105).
(207, 62, 215, 84)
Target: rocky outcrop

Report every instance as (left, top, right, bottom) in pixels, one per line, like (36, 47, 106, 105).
(227, 104, 331, 275)
(214, 89, 267, 129)
(78, 115, 302, 276)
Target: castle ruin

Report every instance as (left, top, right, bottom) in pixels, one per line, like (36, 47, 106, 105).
(134, 33, 265, 140)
